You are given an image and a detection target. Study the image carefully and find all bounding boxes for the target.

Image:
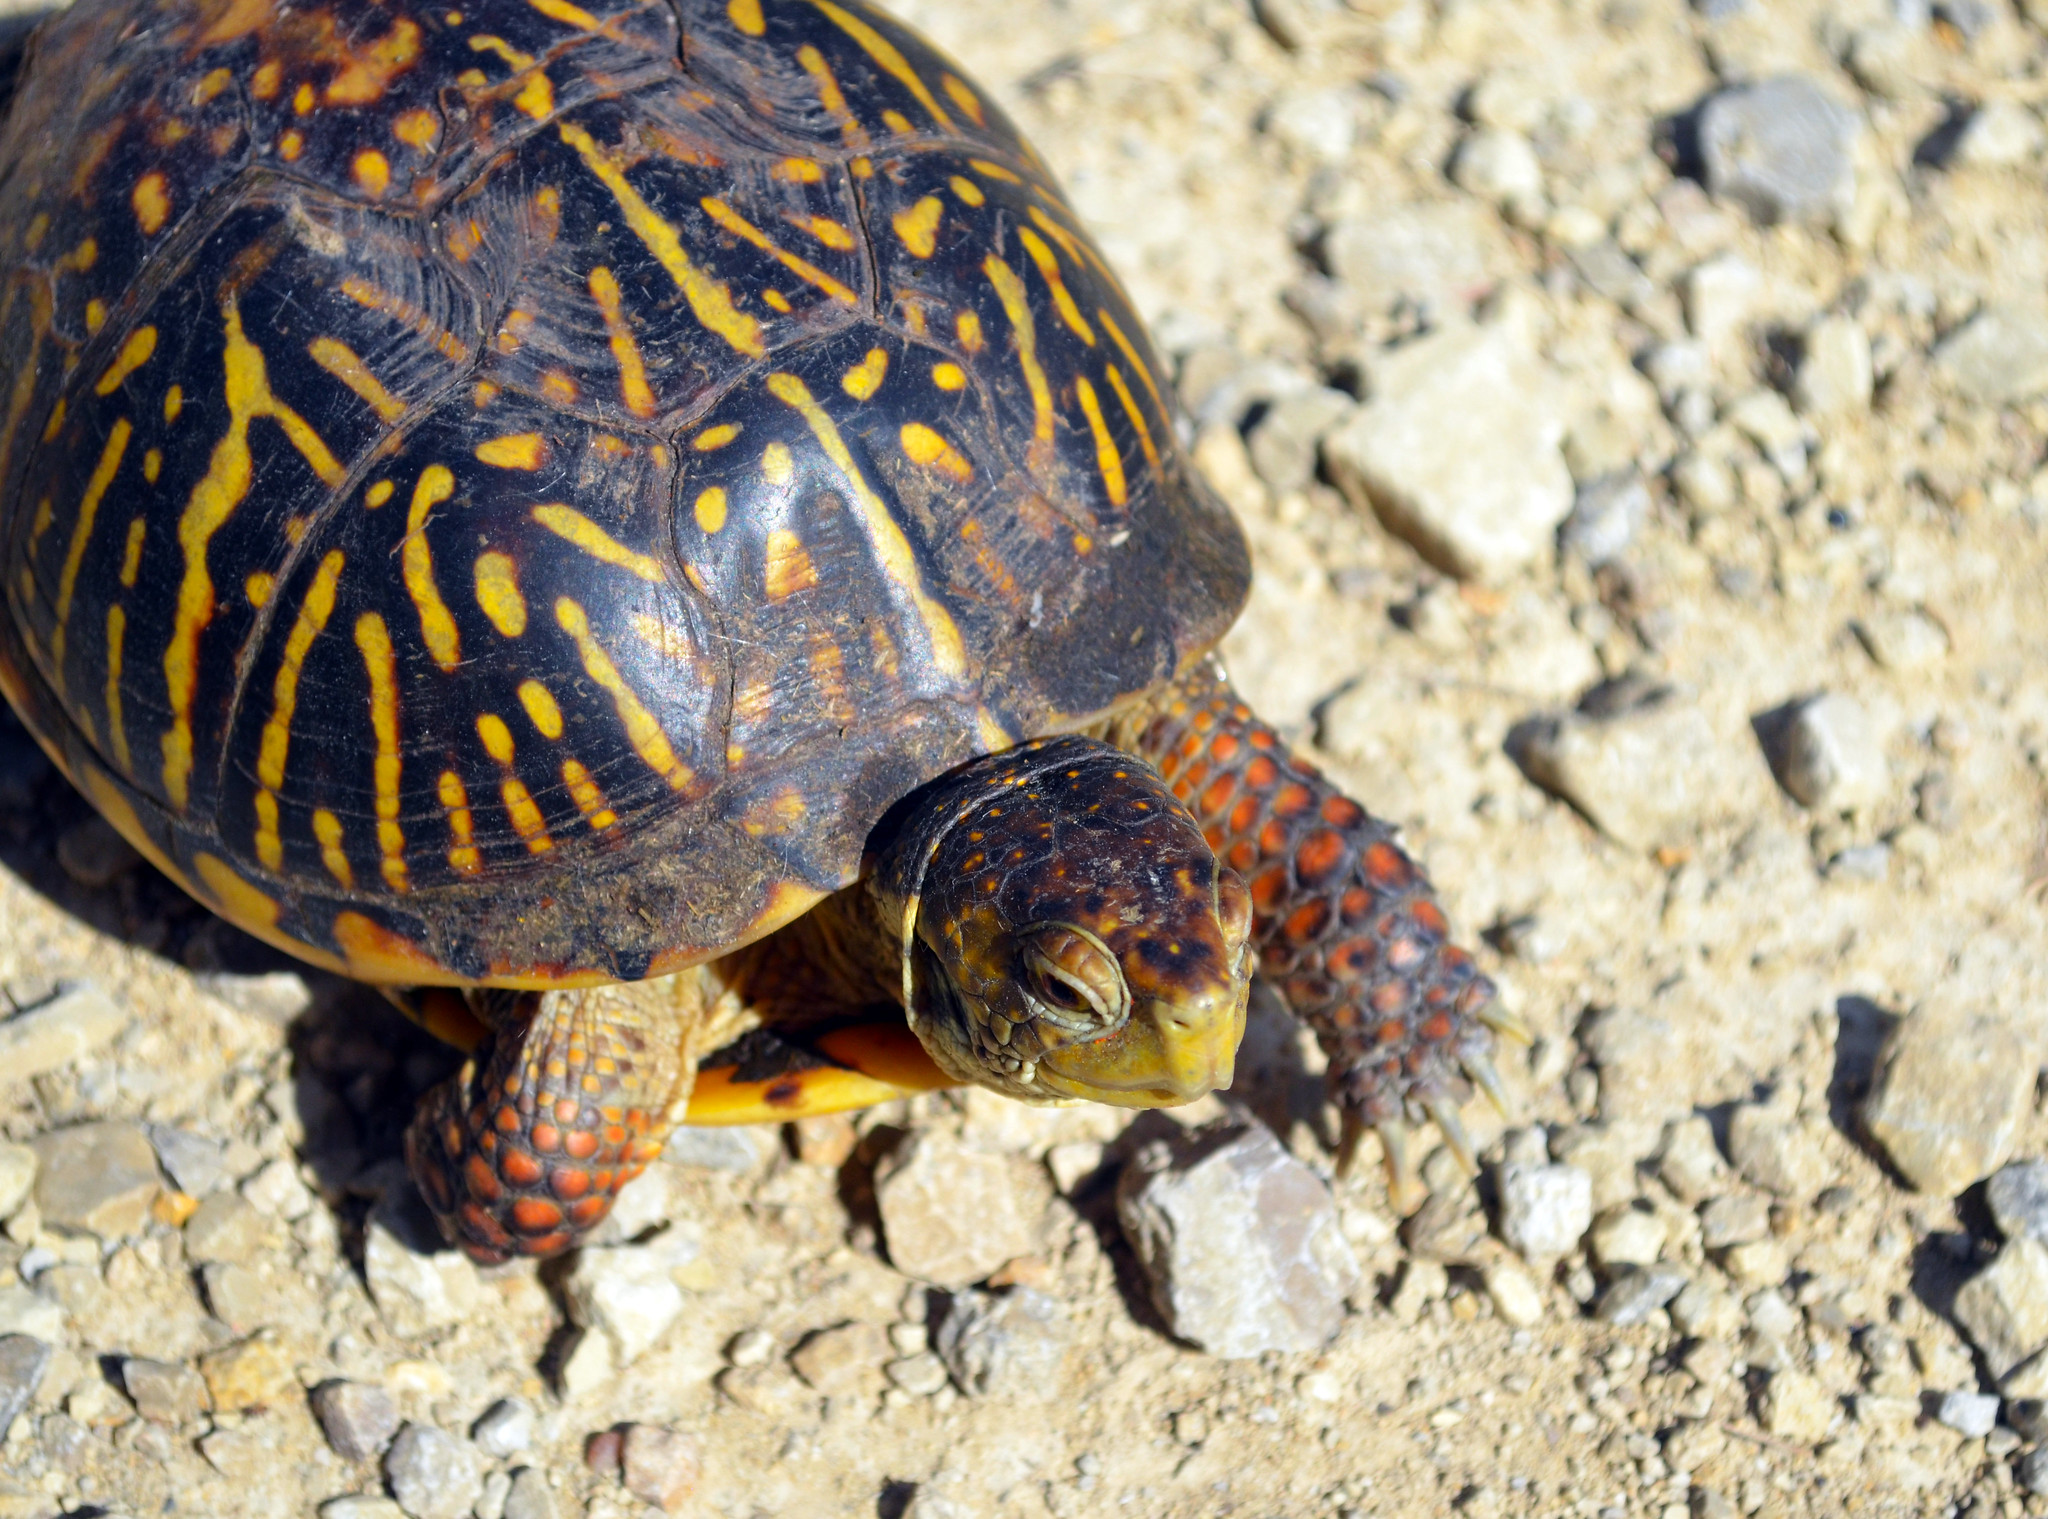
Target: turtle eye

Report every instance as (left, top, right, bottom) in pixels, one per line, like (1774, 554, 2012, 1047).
(1020, 924, 1128, 1039)
(1031, 967, 1089, 1012)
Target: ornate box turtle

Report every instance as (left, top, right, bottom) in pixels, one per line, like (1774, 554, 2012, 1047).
(0, 0, 1522, 1260)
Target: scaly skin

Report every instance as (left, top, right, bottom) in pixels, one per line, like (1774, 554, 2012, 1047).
(1128, 659, 1518, 1190)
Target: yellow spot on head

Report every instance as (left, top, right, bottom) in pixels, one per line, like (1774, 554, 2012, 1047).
(842, 347, 889, 400)
(519, 679, 564, 738)
(893, 196, 942, 259)
(163, 385, 182, 423)
(693, 423, 740, 451)
(246, 571, 273, 607)
(728, 0, 765, 33)
(95, 326, 157, 395)
(933, 362, 967, 391)
(403, 464, 461, 670)
(474, 550, 527, 636)
(476, 433, 547, 470)
(694, 486, 728, 534)
(353, 150, 392, 197)
(949, 175, 985, 207)
(366, 479, 395, 508)
(900, 422, 973, 483)
(131, 173, 171, 236)
(477, 711, 516, 763)
(761, 440, 794, 486)
(394, 109, 438, 149)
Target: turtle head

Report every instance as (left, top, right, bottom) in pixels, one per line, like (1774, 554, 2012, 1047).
(876, 737, 1253, 1108)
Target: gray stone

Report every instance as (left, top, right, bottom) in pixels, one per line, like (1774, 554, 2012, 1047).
(201, 1261, 291, 1333)
(1761, 1368, 1838, 1443)
(622, 1424, 700, 1514)
(0, 1287, 66, 1343)
(2022, 1449, 2048, 1499)
(55, 815, 139, 887)
(660, 1126, 763, 1173)
(0, 983, 128, 1084)
(1511, 699, 1726, 851)
(319, 1501, 409, 1519)
(1934, 1389, 2000, 1437)
(1323, 202, 1497, 320)
(1116, 1121, 1359, 1358)
(1727, 1105, 1834, 1197)
(1561, 473, 1648, 566)
(1795, 316, 1873, 418)
(1935, 303, 2048, 405)
(875, 1131, 1041, 1290)
(121, 1357, 210, 1423)
(1699, 1192, 1771, 1249)
(1494, 1161, 1593, 1260)
(471, 1397, 534, 1459)
(0, 1141, 34, 1221)
(1658, 1117, 1729, 1204)
(198, 970, 314, 1024)
(2008, 1398, 2048, 1443)
(364, 1205, 480, 1339)
(563, 1244, 687, 1366)
(1450, 127, 1545, 214)
(475, 1472, 511, 1519)
(1991, 1160, 2048, 1245)
(0, 1333, 52, 1433)
(503, 1468, 556, 1519)
(1954, 1239, 2048, 1380)
(146, 1125, 229, 1197)
(1481, 1258, 1546, 1327)
(934, 1286, 1071, 1398)
(1596, 1265, 1689, 1325)
(1724, 389, 1810, 479)
(1325, 321, 1573, 583)
(884, 1350, 951, 1396)
(312, 1378, 400, 1461)
(789, 1320, 887, 1395)
(184, 1191, 287, 1265)
(1953, 100, 2045, 167)
(1862, 1001, 2032, 1195)
(31, 1120, 159, 1239)
(1245, 386, 1354, 495)
(1699, 76, 1860, 225)
(1684, 253, 1764, 351)
(1589, 1205, 1667, 1268)
(1853, 608, 1949, 671)
(384, 1424, 483, 1519)
(1764, 694, 1888, 814)
(1262, 87, 1359, 165)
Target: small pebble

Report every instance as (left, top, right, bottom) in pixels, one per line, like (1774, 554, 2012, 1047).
(199, 1334, 295, 1412)
(384, 1423, 485, 1519)
(311, 1379, 402, 1462)
(31, 1118, 160, 1239)
(876, 1131, 1041, 1290)
(503, 1468, 556, 1519)
(1761, 1368, 1837, 1443)
(1595, 1265, 1688, 1326)
(121, 1357, 210, 1424)
(1934, 1389, 2000, 1437)
(1862, 999, 2032, 1196)
(0, 984, 129, 1087)
(1953, 1239, 2048, 1381)
(184, 1191, 288, 1266)
(473, 1397, 535, 1459)
(0, 1142, 35, 1221)
(475, 1470, 512, 1519)
(1588, 1206, 1667, 1269)
(934, 1287, 1069, 1399)
(1510, 701, 1726, 852)
(364, 1203, 482, 1339)
(1989, 1159, 2048, 1245)
(1699, 1192, 1771, 1249)
(1935, 302, 2048, 405)
(885, 1351, 951, 1397)
(1482, 1258, 1546, 1328)
(1658, 1118, 1728, 1205)
(146, 1125, 228, 1197)
(1494, 1162, 1594, 1260)
(2020, 1448, 2048, 1498)
(0, 1332, 53, 1433)
(1763, 694, 1887, 814)
(563, 1243, 687, 1366)
(1698, 76, 1859, 225)
(790, 1321, 888, 1396)
(726, 1327, 776, 1368)
(622, 1424, 700, 1514)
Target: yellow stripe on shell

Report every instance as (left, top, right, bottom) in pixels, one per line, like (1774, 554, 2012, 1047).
(475, 432, 546, 469)
(726, 0, 764, 34)
(803, 0, 954, 131)
(699, 196, 857, 306)
(438, 769, 481, 874)
(530, 504, 668, 582)
(313, 807, 353, 887)
(795, 44, 867, 144)
(1097, 306, 1167, 420)
(1018, 227, 1093, 345)
(474, 551, 527, 635)
(528, 0, 600, 27)
(308, 337, 406, 423)
(1073, 376, 1126, 507)
(253, 549, 345, 869)
(899, 422, 971, 483)
(103, 605, 128, 773)
(51, 417, 131, 690)
(981, 257, 1053, 460)
(554, 596, 693, 791)
(586, 266, 658, 419)
(561, 758, 616, 828)
(403, 465, 461, 670)
(558, 121, 765, 358)
(519, 678, 564, 738)
(95, 327, 157, 395)
(353, 612, 409, 890)
(765, 371, 967, 680)
(1104, 364, 1160, 470)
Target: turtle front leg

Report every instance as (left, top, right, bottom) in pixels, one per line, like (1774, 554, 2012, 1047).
(405, 981, 695, 1262)
(1128, 659, 1526, 1208)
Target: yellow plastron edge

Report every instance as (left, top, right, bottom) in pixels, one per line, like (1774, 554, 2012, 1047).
(682, 1023, 953, 1125)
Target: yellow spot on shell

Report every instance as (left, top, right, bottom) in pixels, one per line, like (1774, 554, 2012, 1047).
(932, 362, 966, 391)
(195, 853, 280, 927)
(630, 612, 693, 660)
(1075, 376, 1127, 506)
(293, 81, 315, 114)
(530, 504, 668, 583)
(119, 518, 146, 587)
(527, 0, 600, 27)
(761, 441, 794, 486)
(308, 337, 407, 423)
(254, 549, 345, 869)
(366, 479, 395, 508)
(84, 300, 106, 335)
(805, 0, 955, 131)
(540, 370, 578, 405)
(475, 433, 546, 469)
(893, 196, 942, 258)
(762, 289, 792, 313)
(773, 157, 824, 184)
(561, 759, 616, 829)
(881, 109, 913, 136)
(477, 712, 516, 763)
(438, 770, 480, 874)
(394, 109, 438, 148)
(51, 418, 132, 689)
(41, 400, 64, 442)
(949, 175, 985, 207)
(763, 529, 817, 602)
(942, 74, 986, 126)
(900, 422, 972, 483)
(474, 551, 527, 636)
(789, 212, 855, 250)
(692, 423, 740, 451)
(163, 385, 183, 423)
(194, 67, 233, 104)
(555, 596, 693, 791)
(559, 120, 765, 358)
(519, 678, 564, 739)
(842, 347, 889, 400)
(727, 0, 764, 33)
(279, 131, 304, 162)
(353, 150, 392, 197)
(765, 372, 968, 679)
(694, 487, 727, 534)
(700, 196, 857, 306)
(403, 465, 461, 670)
(313, 809, 354, 887)
(969, 158, 1023, 184)
(515, 70, 554, 119)
(354, 612, 408, 890)
(245, 571, 273, 607)
(131, 173, 171, 236)
(587, 266, 656, 419)
(956, 310, 983, 354)
(95, 326, 158, 395)
(502, 776, 553, 852)
(143, 450, 161, 484)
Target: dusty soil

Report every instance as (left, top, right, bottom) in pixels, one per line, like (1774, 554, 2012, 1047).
(3, 0, 2048, 1516)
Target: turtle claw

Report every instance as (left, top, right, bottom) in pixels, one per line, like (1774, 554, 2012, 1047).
(1373, 1116, 1426, 1215)
(1475, 1000, 1534, 1047)
(1425, 1096, 1477, 1177)
(1463, 1050, 1513, 1119)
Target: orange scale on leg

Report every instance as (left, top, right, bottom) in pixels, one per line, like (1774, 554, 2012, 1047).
(1375, 1019, 1407, 1046)
(522, 1230, 570, 1255)
(531, 1123, 562, 1153)
(511, 1197, 564, 1233)
(1284, 898, 1331, 944)
(1200, 774, 1236, 814)
(1363, 841, 1414, 889)
(1210, 731, 1240, 763)
(1229, 796, 1260, 834)
(1411, 900, 1448, 936)
(553, 1096, 581, 1125)
(459, 1203, 512, 1249)
(1321, 795, 1365, 828)
(1227, 840, 1258, 873)
(1273, 782, 1313, 817)
(1247, 729, 1275, 750)
(1258, 820, 1289, 856)
(1249, 866, 1289, 915)
(1245, 754, 1279, 787)
(568, 1196, 609, 1227)
(1370, 982, 1409, 1014)
(502, 1149, 544, 1187)
(1295, 829, 1346, 882)
(1385, 937, 1425, 972)
(550, 1166, 591, 1199)
(563, 1129, 600, 1160)
(1340, 886, 1373, 921)
(1418, 1011, 1453, 1042)
(1203, 826, 1225, 853)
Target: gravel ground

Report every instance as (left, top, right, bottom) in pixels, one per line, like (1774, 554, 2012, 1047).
(5, 0, 2048, 1516)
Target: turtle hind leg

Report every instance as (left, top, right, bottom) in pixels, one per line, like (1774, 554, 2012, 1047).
(406, 983, 689, 1263)
(1133, 660, 1513, 1207)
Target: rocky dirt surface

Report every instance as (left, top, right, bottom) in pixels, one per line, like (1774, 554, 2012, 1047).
(4, 0, 2048, 1515)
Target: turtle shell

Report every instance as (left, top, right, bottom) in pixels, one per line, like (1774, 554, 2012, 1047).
(0, 0, 1250, 986)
